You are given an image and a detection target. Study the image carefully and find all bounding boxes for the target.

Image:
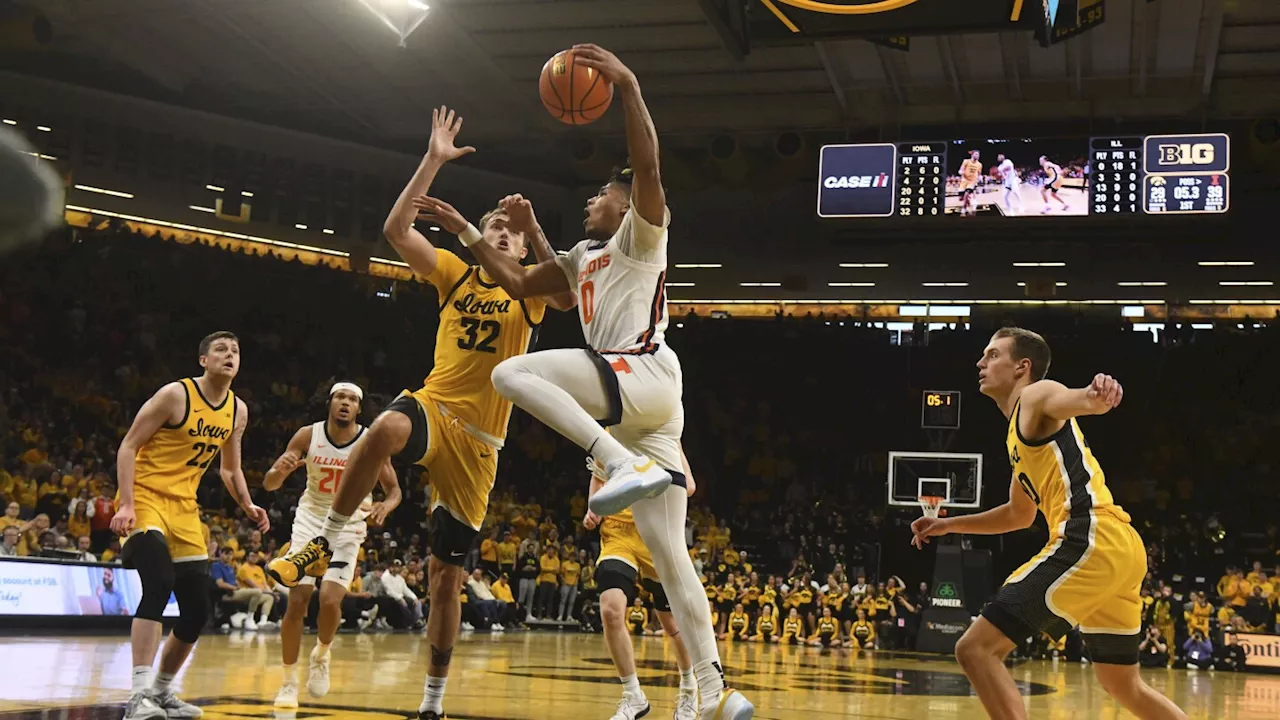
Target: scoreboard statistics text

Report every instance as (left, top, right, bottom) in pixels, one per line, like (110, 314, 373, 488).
(817, 133, 1230, 219)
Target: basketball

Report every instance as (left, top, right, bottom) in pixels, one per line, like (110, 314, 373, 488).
(539, 49, 613, 125)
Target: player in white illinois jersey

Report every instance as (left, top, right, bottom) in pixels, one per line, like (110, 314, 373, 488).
(996, 154, 1025, 215)
(263, 383, 401, 709)
(415, 44, 753, 720)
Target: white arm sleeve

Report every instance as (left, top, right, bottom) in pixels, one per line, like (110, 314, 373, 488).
(613, 207, 670, 265)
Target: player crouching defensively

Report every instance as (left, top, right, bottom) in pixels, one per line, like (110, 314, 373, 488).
(910, 327, 1187, 720)
(585, 453, 699, 720)
(263, 382, 401, 709)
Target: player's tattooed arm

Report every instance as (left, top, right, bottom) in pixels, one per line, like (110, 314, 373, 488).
(263, 424, 312, 491)
(413, 195, 571, 300)
(499, 193, 577, 311)
(220, 398, 270, 533)
(384, 106, 476, 277)
(572, 44, 665, 228)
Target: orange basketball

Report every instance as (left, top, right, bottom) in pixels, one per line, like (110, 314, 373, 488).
(539, 49, 613, 125)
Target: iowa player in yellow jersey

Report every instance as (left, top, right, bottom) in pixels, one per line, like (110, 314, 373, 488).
(584, 451, 698, 720)
(110, 331, 270, 720)
(267, 107, 573, 720)
(957, 150, 983, 217)
(911, 327, 1186, 720)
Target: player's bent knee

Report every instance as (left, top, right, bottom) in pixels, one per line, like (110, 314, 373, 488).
(489, 358, 524, 398)
(126, 531, 176, 621)
(171, 562, 211, 644)
(368, 411, 413, 452)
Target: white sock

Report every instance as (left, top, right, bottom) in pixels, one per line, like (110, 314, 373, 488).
(620, 673, 642, 698)
(419, 675, 447, 714)
(693, 659, 726, 708)
(314, 641, 330, 657)
(152, 671, 175, 694)
(490, 357, 632, 468)
(680, 668, 696, 692)
(321, 509, 350, 539)
(132, 666, 153, 694)
(283, 663, 298, 684)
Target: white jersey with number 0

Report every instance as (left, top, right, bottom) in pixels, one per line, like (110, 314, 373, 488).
(556, 208, 670, 354)
(297, 421, 372, 521)
(999, 159, 1019, 188)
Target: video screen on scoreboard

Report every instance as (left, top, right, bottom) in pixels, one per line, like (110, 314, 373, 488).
(945, 138, 1088, 217)
(817, 133, 1229, 219)
(0, 558, 179, 617)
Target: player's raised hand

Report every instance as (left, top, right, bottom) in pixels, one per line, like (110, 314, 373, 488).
(245, 503, 271, 533)
(500, 194, 537, 235)
(271, 450, 303, 476)
(110, 503, 136, 537)
(910, 517, 949, 550)
(1086, 373, 1123, 412)
(426, 106, 476, 163)
(412, 196, 468, 234)
(571, 44, 635, 87)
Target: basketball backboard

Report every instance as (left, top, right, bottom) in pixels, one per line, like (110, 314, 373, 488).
(888, 451, 983, 510)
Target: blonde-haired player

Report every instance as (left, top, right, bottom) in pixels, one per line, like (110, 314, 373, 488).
(110, 331, 270, 720)
(911, 327, 1186, 720)
(1038, 156, 1071, 214)
(958, 150, 983, 217)
(267, 106, 573, 720)
(264, 382, 402, 709)
(585, 451, 698, 720)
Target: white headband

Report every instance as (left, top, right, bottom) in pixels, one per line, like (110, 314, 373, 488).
(330, 382, 364, 402)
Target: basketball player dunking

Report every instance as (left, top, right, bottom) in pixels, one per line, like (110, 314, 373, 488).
(996, 154, 1025, 216)
(263, 382, 401, 709)
(415, 44, 754, 720)
(1038, 156, 1070, 214)
(910, 328, 1186, 720)
(584, 450, 699, 720)
(268, 106, 574, 720)
(958, 150, 983, 217)
(111, 332, 270, 720)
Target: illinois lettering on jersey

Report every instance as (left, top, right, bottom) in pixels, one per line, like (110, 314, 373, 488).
(299, 421, 372, 521)
(1006, 399, 1130, 539)
(555, 208, 670, 354)
(133, 378, 236, 500)
(423, 249, 545, 443)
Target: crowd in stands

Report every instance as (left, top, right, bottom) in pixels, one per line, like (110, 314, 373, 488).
(1, 225, 1278, 663)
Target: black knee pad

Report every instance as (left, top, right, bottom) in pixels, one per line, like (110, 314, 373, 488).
(172, 561, 211, 644)
(124, 530, 175, 621)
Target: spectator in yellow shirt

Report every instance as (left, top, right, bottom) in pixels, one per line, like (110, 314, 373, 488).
(496, 531, 518, 576)
(492, 574, 516, 604)
(479, 530, 499, 577)
(533, 546, 561, 620)
(558, 549, 582, 622)
(0, 501, 22, 532)
(235, 553, 276, 628)
(626, 596, 649, 635)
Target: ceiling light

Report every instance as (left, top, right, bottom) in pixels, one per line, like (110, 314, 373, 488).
(1219, 281, 1273, 286)
(1121, 306, 1145, 317)
(241, 191, 254, 198)
(675, 263, 722, 269)
(74, 184, 134, 199)
(665, 282, 695, 287)
(205, 184, 225, 192)
(922, 282, 969, 287)
(189, 205, 216, 213)
(38, 154, 55, 160)
(740, 282, 781, 287)
(1013, 262, 1066, 267)
(1017, 282, 1068, 287)
(322, 229, 335, 235)
(1, 119, 15, 125)
(839, 262, 889, 268)
(35, 125, 51, 132)
(1117, 281, 1167, 287)
(295, 224, 308, 230)
(828, 282, 876, 287)
(429, 225, 441, 232)
(1198, 261, 1253, 266)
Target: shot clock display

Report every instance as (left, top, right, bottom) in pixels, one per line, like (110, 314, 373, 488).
(817, 133, 1229, 219)
(922, 391, 961, 430)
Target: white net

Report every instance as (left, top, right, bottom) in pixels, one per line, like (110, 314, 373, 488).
(919, 495, 944, 519)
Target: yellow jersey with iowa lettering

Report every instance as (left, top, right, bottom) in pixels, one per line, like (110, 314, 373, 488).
(423, 249, 545, 441)
(134, 378, 236, 500)
(1006, 398, 1130, 539)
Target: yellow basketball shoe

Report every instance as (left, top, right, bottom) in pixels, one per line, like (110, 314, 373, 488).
(267, 537, 332, 587)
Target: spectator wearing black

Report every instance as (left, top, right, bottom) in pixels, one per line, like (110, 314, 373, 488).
(516, 539, 539, 621)
(1239, 586, 1271, 631)
(1214, 631, 1247, 671)
(1138, 625, 1170, 668)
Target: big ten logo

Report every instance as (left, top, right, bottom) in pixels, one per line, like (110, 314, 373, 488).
(1158, 143, 1215, 166)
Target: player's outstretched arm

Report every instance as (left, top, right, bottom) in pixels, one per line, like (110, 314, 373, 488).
(111, 382, 185, 536)
(573, 44, 665, 229)
(220, 399, 270, 533)
(910, 472, 1037, 548)
(263, 424, 312, 491)
(1023, 374, 1123, 423)
(413, 195, 570, 300)
(383, 106, 476, 277)
(498, 193, 577, 310)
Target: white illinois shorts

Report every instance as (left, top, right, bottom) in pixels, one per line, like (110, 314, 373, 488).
(288, 506, 366, 589)
(589, 343, 685, 475)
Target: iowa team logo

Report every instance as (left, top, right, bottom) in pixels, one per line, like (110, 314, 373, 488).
(771, 0, 920, 13)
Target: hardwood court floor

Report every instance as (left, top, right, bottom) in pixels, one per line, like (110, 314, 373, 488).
(0, 631, 1275, 719)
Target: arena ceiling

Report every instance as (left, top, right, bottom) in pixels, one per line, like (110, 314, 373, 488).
(4, 0, 1280, 183)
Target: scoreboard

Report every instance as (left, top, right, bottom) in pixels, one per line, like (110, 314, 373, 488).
(817, 133, 1230, 219)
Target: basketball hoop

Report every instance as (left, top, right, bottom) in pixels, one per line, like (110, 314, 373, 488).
(919, 495, 945, 519)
